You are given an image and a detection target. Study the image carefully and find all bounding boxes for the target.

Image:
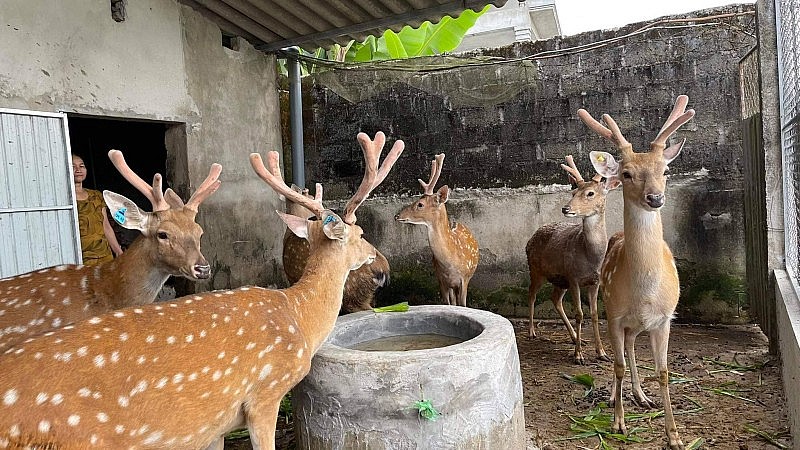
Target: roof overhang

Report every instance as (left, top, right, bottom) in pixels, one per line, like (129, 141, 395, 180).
(180, 0, 509, 52)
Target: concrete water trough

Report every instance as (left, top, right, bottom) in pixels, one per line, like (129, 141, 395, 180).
(292, 305, 525, 449)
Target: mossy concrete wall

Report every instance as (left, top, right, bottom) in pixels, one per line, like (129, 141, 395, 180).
(299, 5, 756, 323)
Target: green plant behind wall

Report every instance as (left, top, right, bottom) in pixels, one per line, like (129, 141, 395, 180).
(277, 5, 490, 75)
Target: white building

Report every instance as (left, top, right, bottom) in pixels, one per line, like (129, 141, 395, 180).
(456, 0, 561, 52)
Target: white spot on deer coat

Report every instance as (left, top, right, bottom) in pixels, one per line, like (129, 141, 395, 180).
(94, 354, 106, 367)
(38, 420, 50, 433)
(67, 414, 80, 426)
(2, 389, 18, 405)
(36, 392, 48, 405)
(258, 364, 273, 380)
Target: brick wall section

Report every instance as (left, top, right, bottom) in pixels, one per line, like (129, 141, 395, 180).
(300, 4, 756, 197)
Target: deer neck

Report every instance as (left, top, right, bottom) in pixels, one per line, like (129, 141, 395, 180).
(425, 208, 457, 262)
(623, 203, 667, 269)
(97, 237, 170, 309)
(282, 246, 351, 351)
(580, 213, 608, 262)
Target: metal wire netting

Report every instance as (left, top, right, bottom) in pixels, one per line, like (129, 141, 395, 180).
(779, 0, 800, 282)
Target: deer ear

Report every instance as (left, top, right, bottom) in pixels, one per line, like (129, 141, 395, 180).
(437, 185, 451, 204)
(320, 210, 347, 242)
(602, 177, 622, 192)
(663, 138, 685, 165)
(276, 211, 309, 239)
(589, 151, 620, 180)
(103, 191, 155, 233)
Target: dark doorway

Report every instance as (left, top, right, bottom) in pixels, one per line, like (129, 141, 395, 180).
(67, 115, 187, 298)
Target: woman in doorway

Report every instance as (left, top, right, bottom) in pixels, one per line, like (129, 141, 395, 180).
(72, 154, 123, 265)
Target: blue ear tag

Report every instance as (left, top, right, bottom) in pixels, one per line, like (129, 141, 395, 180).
(323, 215, 336, 226)
(113, 207, 127, 224)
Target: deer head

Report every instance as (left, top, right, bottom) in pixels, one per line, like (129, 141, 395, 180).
(103, 150, 221, 279)
(577, 95, 695, 211)
(395, 153, 449, 226)
(560, 154, 620, 218)
(251, 131, 404, 273)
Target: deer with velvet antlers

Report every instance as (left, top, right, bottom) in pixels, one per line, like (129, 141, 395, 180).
(0, 131, 402, 450)
(282, 156, 391, 314)
(578, 95, 695, 449)
(395, 154, 479, 307)
(0, 150, 221, 353)
(526, 155, 619, 364)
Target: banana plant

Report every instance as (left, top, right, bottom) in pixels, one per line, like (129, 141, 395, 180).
(279, 5, 490, 75)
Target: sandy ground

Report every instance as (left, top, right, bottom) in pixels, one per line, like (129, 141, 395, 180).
(226, 320, 792, 450)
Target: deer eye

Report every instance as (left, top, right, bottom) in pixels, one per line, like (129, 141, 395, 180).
(157, 231, 169, 240)
(622, 172, 632, 179)
(587, 191, 595, 198)
(417, 202, 424, 208)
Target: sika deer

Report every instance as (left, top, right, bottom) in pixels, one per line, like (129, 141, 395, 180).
(0, 150, 221, 352)
(282, 183, 391, 314)
(526, 155, 619, 364)
(395, 154, 479, 307)
(0, 132, 402, 450)
(578, 95, 695, 449)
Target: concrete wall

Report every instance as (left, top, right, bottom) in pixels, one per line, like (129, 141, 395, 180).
(775, 271, 800, 445)
(0, 0, 285, 290)
(302, 5, 757, 321)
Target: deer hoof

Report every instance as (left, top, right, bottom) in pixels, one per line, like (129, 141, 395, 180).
(633, 392, 656, 408)
(573, 352, 586, 365)
(597, 352, 612, 363)
(668, 438, 685, 450)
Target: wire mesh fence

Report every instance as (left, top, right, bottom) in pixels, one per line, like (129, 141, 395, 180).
(778, 0, 800, 286)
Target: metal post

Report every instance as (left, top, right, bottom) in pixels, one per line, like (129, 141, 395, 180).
(287, 49, 305, 189)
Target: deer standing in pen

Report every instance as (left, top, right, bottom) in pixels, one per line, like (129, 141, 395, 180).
(282, 183, 391, 314)
(395, 154, 479, 307)
(0, 131, 403, 450)
(526, 155, 619, 364)
(0, 150, 221, 352)
(578, 95, 695, 450)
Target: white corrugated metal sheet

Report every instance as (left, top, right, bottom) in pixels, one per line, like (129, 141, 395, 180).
(0, 109, 81, 278)
(180, 0, 509, 51)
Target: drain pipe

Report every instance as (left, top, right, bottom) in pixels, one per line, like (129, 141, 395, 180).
(286, 48, 305, 189)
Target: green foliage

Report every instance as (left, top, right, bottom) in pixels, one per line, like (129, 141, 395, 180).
(280, 5, 490, 75)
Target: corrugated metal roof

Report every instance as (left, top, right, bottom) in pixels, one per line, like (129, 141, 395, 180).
(180, 0, 509, 52)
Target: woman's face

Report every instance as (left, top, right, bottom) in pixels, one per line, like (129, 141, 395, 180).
(72, 155, 87, 183)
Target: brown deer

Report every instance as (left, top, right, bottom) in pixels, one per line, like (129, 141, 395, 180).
(282, 181, 391, 314)
(0, 150, 221, 352)
(0, 132, 402, 450)
(526, 155, 620, 364)
(395, 154, 479, 307)
(578, 95, 694, 450)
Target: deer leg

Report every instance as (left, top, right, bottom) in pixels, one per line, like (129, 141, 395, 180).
(608, 318, 627, 434)
(437, 280, 451, 306)
(588, 284, 610, 361)
(651, 323, 684, 450)
(552, 288, 577, 343)
(625, 330, 655, 408)
(568, 283, 585, 365)
(527, 275, 546, 338)
(245, 399, 281, 450)
(457, 278, 469, 307)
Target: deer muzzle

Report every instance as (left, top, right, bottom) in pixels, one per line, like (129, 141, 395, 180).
(561, 206, 576, 217)
(193, 263, 212, 279)
(645, 193, 665, 209)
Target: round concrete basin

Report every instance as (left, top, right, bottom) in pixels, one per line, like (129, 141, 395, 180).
(292, 305, 525, 449)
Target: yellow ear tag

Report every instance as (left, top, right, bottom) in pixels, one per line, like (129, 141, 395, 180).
(596, 154, 605, 162)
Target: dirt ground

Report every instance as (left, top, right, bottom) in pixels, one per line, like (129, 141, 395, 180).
(227, 319, 791, 450)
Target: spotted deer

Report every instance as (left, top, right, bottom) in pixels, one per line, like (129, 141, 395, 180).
(0, 150, 221, 353)
(395, 154, 479, 307)
(0, 132, 402, 450)
(526, 155, 620, 364)
(578, 95, 695, 449)
(282, 182, 391, 314)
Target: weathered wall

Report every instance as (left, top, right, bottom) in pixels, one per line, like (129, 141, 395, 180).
(301, 5, 756, 321)
(0, 0, 285, 290)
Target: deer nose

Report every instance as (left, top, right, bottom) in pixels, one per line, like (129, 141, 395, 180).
(394, 214, 400, 220)
(193, 264, 211, 279)
(645, 193, 665, 208)
(561, 206, 571, 215)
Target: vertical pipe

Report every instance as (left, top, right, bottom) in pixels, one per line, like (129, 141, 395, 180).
(287, 49, 305, 189)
